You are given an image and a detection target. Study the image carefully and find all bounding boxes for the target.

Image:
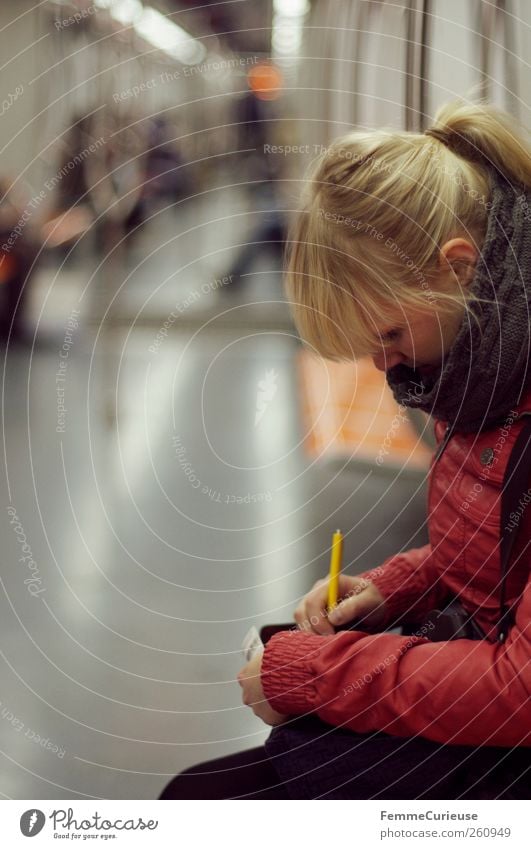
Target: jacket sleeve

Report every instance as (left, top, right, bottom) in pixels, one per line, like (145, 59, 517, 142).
(261, 573, 531, 747)
(358, 543, 449, 628)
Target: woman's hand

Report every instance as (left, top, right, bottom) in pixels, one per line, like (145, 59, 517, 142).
(237, 652, 288, 726)
(294, 573, 388, 635)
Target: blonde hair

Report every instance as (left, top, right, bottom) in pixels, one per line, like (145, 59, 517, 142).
(285, 98, 531, 362)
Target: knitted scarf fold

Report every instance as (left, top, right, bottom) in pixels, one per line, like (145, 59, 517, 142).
(385, 169, 531, 433)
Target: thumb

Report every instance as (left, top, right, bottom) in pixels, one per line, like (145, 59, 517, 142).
(327, 587, 373, 627)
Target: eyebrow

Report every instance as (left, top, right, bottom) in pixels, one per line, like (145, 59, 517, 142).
(381, 328, 401, 341)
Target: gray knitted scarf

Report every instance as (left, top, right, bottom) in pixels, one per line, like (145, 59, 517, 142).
(385, 169, 531, 433)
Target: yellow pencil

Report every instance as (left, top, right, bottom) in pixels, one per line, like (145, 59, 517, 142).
(327, 529, 343, 613)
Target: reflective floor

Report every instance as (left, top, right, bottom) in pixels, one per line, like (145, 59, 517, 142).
(0, 195, 428, 799)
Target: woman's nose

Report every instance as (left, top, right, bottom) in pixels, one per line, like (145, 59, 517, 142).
(372, 350, 405, 372)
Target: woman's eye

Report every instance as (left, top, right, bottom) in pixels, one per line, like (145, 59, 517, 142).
(383, 329, 401, 343)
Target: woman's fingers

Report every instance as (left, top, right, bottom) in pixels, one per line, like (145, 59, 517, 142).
(294, 575, 373, 635)
(304, 578, 335, 634)
(294, 578, 332, 634)
(328, 580, 386, 628)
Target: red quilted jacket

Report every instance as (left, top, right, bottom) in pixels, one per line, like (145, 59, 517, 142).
(262, 390, 531, 747)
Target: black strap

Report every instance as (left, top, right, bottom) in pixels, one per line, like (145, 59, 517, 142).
(498, 415, 531, 642)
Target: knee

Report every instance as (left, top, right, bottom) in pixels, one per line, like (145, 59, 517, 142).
(158, 768, 197, 800)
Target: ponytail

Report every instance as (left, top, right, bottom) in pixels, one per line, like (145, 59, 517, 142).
(425, 98, 531, 188)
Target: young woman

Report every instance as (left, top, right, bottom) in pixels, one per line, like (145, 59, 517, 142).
(160, 99, 531, 800)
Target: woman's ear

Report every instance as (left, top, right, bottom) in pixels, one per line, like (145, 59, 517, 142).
(438, 238, 479, 287)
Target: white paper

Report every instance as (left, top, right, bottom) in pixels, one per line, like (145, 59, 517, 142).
(241, 625, 264, 662)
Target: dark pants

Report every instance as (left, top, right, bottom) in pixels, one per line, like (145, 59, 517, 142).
(159, 745, 288, 800)
(159, 718, 530, 800)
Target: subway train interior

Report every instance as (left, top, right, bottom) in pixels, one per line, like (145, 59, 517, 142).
(0, 0, 530, 807)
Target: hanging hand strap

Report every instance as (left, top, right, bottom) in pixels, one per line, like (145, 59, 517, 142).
(498, 415, 531, 642)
